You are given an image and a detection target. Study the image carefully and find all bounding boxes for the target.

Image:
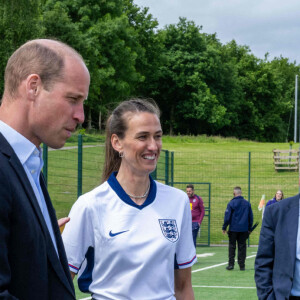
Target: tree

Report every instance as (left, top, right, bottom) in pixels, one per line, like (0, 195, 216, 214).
(0, 0, 44, 96)
(124, 0, 163, 99)
(154, 18, 227, 135)
(42, 0, 143, 130)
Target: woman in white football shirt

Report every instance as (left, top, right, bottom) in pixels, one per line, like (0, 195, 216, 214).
(62, 99, 196, 300)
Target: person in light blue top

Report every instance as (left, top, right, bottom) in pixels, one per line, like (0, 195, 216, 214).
(266, 189, 284, 207)
(0, 39, 90, 300)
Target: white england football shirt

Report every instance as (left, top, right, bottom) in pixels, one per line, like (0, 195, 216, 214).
(62, 172, 196, 300)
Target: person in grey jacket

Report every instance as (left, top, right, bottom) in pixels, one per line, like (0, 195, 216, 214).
(222, 186, 253, 271)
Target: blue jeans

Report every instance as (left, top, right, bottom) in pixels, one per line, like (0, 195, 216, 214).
(192, 222, 200, 248)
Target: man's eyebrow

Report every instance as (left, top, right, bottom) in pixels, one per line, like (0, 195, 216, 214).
(135, 131, 163, 137)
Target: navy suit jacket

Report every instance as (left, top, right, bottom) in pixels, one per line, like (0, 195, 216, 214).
(0, 133, 75, 300)
(255, 194, 299, 300)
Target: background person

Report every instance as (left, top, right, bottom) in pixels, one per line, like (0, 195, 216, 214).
(186, 184, 205, 248)
(255, 194, 300, 299)
(222, 186, 253, 271)
(62, 99, 196, 300)
(0, 39, 90, 299)
(266, 189, 284, 206)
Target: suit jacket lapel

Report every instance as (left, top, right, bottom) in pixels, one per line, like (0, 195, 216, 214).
(40, 175, 75, 296)
(0, 134, 50, 239)
(286, 195, 299, 263)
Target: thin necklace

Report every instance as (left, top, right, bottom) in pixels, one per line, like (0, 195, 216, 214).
(126, 184, 150, 199)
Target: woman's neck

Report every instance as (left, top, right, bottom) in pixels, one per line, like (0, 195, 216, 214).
(116, 168, 150, 205)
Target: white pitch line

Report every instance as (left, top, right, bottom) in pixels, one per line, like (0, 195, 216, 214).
(197, 253, 215, 258)
(78, 297, 91, 300)
(193, 285, 256, 289)
(192, 254, 257, 273)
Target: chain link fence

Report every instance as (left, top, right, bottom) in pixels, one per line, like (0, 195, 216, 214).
(44, 135, 300, 246)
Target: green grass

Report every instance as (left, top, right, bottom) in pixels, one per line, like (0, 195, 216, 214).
(73, 246, 258, 300)
(162, 134, 293, 152)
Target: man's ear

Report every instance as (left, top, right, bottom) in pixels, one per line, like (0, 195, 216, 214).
(111, 134, 123, 153)
(26, 74, 41, 100)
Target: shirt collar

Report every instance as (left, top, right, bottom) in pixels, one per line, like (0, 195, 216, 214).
(107, 172, 157, 210)
(0, 120, 41, 164)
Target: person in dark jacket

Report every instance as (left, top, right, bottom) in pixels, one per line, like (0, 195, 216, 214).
(222, 186, 253, 271)
(0, 39, 90, 300)
(255, 194, 300, 300)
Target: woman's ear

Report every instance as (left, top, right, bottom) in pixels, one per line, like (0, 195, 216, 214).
(111, 134, 123, 153)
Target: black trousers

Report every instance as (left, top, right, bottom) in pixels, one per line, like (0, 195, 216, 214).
(228, 231, 248, 267)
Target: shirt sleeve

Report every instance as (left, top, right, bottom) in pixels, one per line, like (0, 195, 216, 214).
(62, 196, 94, 274)
(222, 202, 232, 230)
(198, 196, 205, 224)
(248, 203, 254, 230)
(175, 195, 197, 269)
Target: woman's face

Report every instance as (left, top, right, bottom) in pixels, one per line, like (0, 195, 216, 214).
(113, 112, 162, 176)
(275, 190, 283, 201)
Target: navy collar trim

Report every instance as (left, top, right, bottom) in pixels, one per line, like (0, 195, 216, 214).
(107, 172, 157, 210)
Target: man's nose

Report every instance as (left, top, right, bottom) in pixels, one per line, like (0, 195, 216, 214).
(74, 103, 85, 124)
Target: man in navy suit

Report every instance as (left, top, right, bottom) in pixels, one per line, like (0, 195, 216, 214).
(255, 194, 300, 300)
(0, 39, 90, 299)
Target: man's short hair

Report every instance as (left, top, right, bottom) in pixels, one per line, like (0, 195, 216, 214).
(234, 186, 242, 195)
(4, 39, 82, 98)
(186, 184, 194, 190)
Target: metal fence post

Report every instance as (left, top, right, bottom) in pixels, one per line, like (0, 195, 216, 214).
(248, 151, 251, 246)
(208, 183, 211, 246)
(165, 150, 169, 185)
(77, 134, 83, 198)
(42, 144, 48, 186)
(170, 151, 174, 186)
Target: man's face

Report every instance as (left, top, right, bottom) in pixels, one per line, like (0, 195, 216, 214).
(29, 56, 90, 149)
(186, 187, 194, 197)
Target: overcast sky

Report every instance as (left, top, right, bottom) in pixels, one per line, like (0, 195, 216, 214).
(134, 0, 300, 64)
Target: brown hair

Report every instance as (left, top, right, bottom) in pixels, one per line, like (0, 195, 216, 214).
(102, 98, 160, 182)
(275, 189, 284, 200)
(186, 184, 194, 190)
(4, 39, 82, 98)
